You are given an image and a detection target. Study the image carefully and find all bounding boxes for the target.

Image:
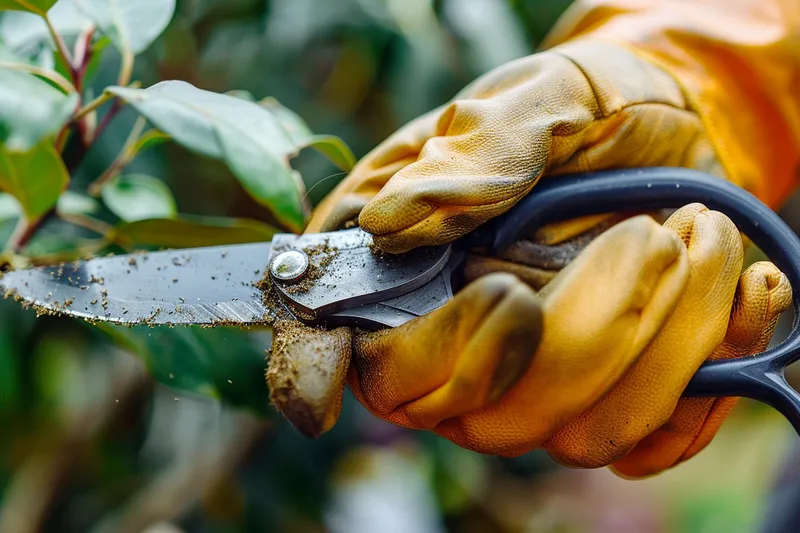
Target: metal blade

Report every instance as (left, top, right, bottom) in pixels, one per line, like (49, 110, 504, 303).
(0, 242, 276, 326)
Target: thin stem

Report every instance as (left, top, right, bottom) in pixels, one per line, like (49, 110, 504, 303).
(43, 13, 76, 83)
(6, 209, 57, 254)
(54, 126, 71, 153)
(88, 116, 147, 196)
(71, 96, 124, 173)
(4, 18, 113, 257)
(118, 48, 134, 87)
(73, 92, 114, 122)
(7, 209, 110, 258)
(72, 25, 96, 93)
(74, 81, 141, 158)
(122, 116, 148, 154)
(68, 26, 99, 144)
(5, 217, 28, 254)
(59, 213, 113, 236)
(93, 95, 122, 141)
(77, 101, 97, 146)
(0, 61, 75, 94)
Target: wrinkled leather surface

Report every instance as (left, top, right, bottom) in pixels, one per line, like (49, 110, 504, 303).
(287, 0, 799, 476)
(308, 40, 721, 253)
(346, 206, 790, 473)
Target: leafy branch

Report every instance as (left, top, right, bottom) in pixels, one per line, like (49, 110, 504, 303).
(43, 9, 74, 80)
(1, 0, 359, 257)
(0, 0, 356, 414)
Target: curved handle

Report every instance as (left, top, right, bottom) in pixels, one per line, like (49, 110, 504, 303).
(477, 167, 800, 420)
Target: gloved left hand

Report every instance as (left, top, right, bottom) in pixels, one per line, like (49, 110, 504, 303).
(306, 39, 723, 254)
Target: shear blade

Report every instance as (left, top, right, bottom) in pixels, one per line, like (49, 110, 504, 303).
(0, 242, 274, 326)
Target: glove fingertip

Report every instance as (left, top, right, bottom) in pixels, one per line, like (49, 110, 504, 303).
(266, 321, 352, 438)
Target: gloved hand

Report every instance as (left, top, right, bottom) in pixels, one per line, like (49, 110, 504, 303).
(273, 0, 800, 476)
(273, 204, 791, 475)
(307, 38, 722, 253)
(347, 206, 790, 473)
(309, 0, 800, 249)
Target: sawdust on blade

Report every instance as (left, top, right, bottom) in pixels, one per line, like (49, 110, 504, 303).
(277, 240, 339, 295)
(257, 241, 351, 437)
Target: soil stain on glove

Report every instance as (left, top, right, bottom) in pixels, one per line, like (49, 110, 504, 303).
(265, 320, 352, 437)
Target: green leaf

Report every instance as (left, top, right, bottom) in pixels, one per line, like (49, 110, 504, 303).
(73, 0, 176, 54)
(57, 190, 98, 215)
(0, 141, 68, 221)
(101, 174, 177, 222)
(258, 96, 313, 146)
(0, 2, 91, 55)
(259, 97, 356, 170)
(0, 68, 78, 151)
(0, 192, 20, 221)
(0, 0, 57, 14)
(226, 89, 256, 102)
(0, 41, 18, 61)
(0, 39, 43, 65)
(1, 0, 172, 67)
(109, 215, 277, 250)
(107, 82, 308, 231)
(308, 134, 357, 172)
(0, 189, 98, 221)
(131, 128, 170, 154)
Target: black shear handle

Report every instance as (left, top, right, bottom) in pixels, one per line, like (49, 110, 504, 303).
(480, 167, 800, 435)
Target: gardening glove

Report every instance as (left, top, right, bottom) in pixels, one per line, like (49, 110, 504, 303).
(307, 37, 724, 253)
(308, 0, 800, 249)
(287, 0, 800, 475)
(338, 205, 791, 470)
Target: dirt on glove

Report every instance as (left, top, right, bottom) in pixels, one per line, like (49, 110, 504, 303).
(265, 319, 352, 437)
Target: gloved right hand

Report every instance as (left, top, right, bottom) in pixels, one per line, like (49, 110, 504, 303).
(271, 0, 799, 477)
(345, 204, 790, 476)
(270, 202, 791, 477)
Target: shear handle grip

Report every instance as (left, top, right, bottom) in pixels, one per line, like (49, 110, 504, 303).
(472, 167, 800, 426)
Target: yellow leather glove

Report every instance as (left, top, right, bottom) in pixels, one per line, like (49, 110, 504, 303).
(274, 205, 791, 474)
(307, 38, 723, 253)
(345, 205, 791, 472)
(279, 0, 800, 476)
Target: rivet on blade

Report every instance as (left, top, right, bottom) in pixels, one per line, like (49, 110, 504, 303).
(270, 250, 309, 283)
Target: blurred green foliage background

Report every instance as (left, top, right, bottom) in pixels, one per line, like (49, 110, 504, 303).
(0, 1, 798, 532)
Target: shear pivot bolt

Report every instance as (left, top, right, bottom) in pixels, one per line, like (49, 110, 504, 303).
(270, 250, 309, 283)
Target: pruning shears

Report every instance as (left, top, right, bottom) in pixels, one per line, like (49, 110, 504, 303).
(4, 167, 800, 434)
